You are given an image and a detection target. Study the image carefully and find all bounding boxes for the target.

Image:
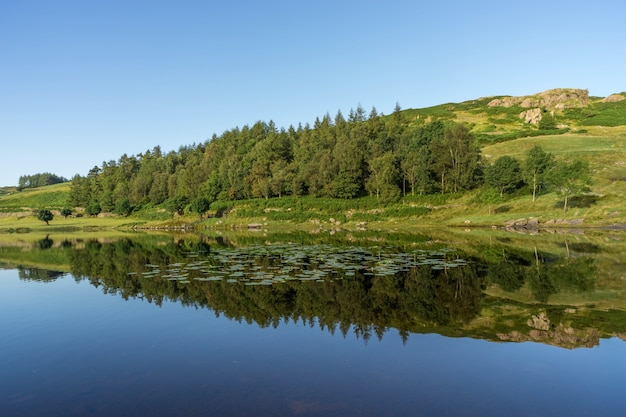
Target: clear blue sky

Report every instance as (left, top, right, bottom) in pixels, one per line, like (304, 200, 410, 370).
(1, 0, 625, 187)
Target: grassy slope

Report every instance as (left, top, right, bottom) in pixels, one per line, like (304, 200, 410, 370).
(0, 182, 71, 212)
(440, 128, 626, 227)
(1, 91, 625, 231)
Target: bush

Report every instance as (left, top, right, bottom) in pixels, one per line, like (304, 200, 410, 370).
(190, 197, 211, 219)
(538, 113, 557, 130)
(210, 200, 234, 217)
(476, 128, 568, 144)
(565, 99, 626, 127)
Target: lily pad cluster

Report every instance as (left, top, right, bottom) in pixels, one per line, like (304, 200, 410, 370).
(129, 244, 468, 286)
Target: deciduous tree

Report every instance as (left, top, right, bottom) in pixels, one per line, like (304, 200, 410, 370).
(60, 208, 72, 218)
(37, 209, 53, 225)
(549, 160, 592, 213)
(85, 201, 102, 217)
(524, 146, 555, 202)
(366, 152, 400, 202)
(430, 123, 481, 193)
(485, 156, 523, 197)
(190, 197, 211, 220)
(114, 198, 132, 217)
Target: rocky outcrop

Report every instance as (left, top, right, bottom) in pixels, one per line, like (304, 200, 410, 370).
(543, 218, 584, 226)
(528, 312, 551, 331)
(502, 218, 583, 232)
(503, 217, 539, 232)
(519, 108, 543, 124)
(602, 93, 625, 103)
(488, 88, 589, 110)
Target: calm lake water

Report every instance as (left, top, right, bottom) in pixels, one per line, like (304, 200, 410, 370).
(1, 230, 625, 416)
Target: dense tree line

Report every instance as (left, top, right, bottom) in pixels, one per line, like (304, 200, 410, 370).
(18, 172, 67, 190)
(67, 107, 483, 214)
(66, 106, 592, 216)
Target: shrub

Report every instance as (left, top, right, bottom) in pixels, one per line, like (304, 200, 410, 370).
(538, 113, 557, 130)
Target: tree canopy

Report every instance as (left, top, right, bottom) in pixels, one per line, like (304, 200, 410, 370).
(37, 209, 54, 225)
(18, 173, 68, 190)
(190, 197, 211, 220)
(549, 159, 593, 213)
(59, 104, 602, 222)
(485, 155, 523, 197)
(66, 113, 485, 214)
(524, 146, 555, 202)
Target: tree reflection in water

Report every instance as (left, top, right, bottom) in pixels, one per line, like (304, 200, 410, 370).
(7, 233, 624, 348)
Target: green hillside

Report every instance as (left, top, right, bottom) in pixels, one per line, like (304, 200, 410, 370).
(2, 88, 625, 231)
(0, 182, 70, 213)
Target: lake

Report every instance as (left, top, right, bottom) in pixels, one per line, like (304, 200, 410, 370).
(1, 229, 625, 416)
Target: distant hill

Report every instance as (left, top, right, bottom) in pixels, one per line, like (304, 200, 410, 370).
(0, 183, 70, 216)
(0, 186, 17, 198)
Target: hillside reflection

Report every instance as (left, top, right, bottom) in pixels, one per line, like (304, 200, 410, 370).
(3, 232, 626, 348)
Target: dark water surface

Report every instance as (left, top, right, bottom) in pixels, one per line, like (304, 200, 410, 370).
(1, 232, 625, 416)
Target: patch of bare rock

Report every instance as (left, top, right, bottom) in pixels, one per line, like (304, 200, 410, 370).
(488, 88, 590, 110)
(500, 217, 585, 233)
(602, 93, 625, 103)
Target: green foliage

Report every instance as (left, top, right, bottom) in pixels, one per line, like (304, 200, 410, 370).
(482, 105, 526, 124)
(190, 197, 211, 220)
(430, 124, 482, 193)
(0, 183, 69, 211)
(475, 127, 568, 144)
(47, 91, 625, 222)
(18, 172, 68, 190)
(523, 146, 555, 202)
(484, 155, 523, 197)
(0, 187, 16, 197)
(63, 110, 483, 214)
(60, 208, 73, 218)
(131, 203, 173, 220)
(549, 159, 593, 213)
(114, 198, 132, 217)
(85, 201, 102, 216)
(37, 209, 54, 225)
(538, 112, 557, 130)
(209, 200, 234, 217)
(475, 188, 501, 205)
(565, 98, 626, 126)
(165, 196, 189, 216)
(3, 234, 613, 345)
(400, 104, 458, 123)
(365, 152, 401, 202)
